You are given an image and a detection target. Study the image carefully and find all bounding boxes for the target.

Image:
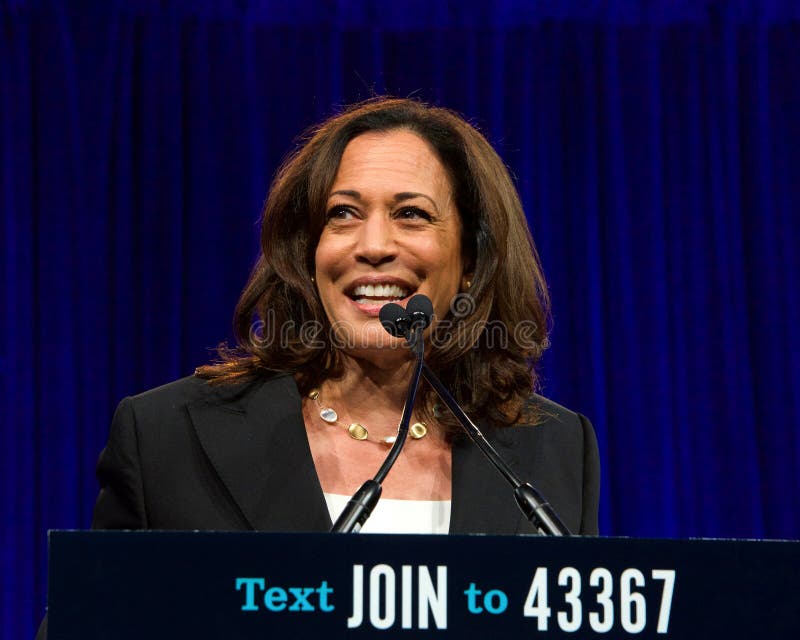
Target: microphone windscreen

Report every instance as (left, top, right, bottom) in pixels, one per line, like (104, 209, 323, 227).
(406, 294, 434, 329)
(379, 302, 409, 337)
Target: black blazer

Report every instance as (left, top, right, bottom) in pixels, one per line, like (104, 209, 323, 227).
(91, 374, 600, 535)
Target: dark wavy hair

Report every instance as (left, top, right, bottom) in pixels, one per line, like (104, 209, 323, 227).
(197, 97, 551, 432)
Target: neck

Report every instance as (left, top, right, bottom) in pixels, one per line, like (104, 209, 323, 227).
(322, 353, 416, 415)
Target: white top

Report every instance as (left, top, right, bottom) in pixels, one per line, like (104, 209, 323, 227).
(323, 492, 451, 534)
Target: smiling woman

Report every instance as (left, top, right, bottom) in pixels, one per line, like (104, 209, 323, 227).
(85, 98, 598, 541)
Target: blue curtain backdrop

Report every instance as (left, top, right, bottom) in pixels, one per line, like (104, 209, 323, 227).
(2, 0, 799, 636)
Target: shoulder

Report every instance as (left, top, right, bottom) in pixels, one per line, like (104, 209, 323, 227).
(513, 395, 601, 534)
(122, 373, 298, 419)
(515, 393, 592, 438)
(527, 393, 584, 424)
(496, 394, 598, 469)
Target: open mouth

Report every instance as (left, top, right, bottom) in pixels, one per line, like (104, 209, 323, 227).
(347, 283, 412, 306)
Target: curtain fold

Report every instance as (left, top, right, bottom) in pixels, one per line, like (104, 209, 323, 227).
(3, 2, 799, 637)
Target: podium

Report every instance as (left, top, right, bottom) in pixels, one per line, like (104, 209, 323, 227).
(46, 531, 799, 638)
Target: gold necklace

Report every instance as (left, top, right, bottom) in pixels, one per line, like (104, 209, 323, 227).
(308, 389, 428, 446)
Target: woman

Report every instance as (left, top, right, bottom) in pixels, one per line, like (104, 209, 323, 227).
(92, 97, 599, 536)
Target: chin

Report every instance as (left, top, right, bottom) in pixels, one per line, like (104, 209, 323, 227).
(329, 319, 402, 352)
(325, 321, 410, 367)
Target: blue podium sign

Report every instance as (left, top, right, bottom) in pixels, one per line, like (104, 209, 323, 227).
(47, 531, 799, 638)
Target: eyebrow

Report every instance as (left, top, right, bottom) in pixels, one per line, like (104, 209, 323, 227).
(329, 190, 440, 214)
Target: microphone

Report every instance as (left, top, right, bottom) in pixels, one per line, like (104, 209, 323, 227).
(406, 294, 433, 329)
(379, 295, 571, 536)
(381, 295, 433, 357)
(379, 294, 433, 337)
(330, 296, 428, 533)
(405, 295, 433, 354)
(379, 302, 410, 337)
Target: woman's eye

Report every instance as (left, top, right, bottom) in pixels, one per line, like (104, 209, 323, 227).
(326, 205, 356, 220)
(395, 206, 432, 221)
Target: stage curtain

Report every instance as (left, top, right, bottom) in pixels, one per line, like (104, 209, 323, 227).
(2, 1, 798, 636)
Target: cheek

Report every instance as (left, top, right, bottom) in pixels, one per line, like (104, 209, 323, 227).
(314, 235, 348, 280)
(409, 234, 458, 262)
(426, 240, 463, 280)
(414, 247, 463, 309)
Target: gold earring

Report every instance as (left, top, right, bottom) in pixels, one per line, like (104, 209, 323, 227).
(311, 275, 316, 283)
(462, 276, 472, 290)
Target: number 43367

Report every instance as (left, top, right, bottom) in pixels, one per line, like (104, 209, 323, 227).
(523, 567, 676, 634)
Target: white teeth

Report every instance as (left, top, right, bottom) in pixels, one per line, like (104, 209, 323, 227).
(352, 284, 408, 298)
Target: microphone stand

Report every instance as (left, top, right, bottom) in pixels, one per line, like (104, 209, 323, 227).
(421, 363, 571, 536)
(329, 325, 425, 533)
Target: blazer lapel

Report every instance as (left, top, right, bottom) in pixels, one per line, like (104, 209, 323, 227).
(187, 375, 332, 532)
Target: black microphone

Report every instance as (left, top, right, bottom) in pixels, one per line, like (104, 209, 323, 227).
(330, 298, 427, 533)
(379, 302, 410, 337)
(379, 295, 571, 536)
(379, 294, 433, 337)
(405, 295, 433, 355)
(380, 295, 432, 353)
(406, 294, 433, 329)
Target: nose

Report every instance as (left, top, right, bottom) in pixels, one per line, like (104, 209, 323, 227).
(354, 214, 398, 266)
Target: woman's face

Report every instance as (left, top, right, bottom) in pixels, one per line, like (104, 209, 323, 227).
(314, 129, 464, 363)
